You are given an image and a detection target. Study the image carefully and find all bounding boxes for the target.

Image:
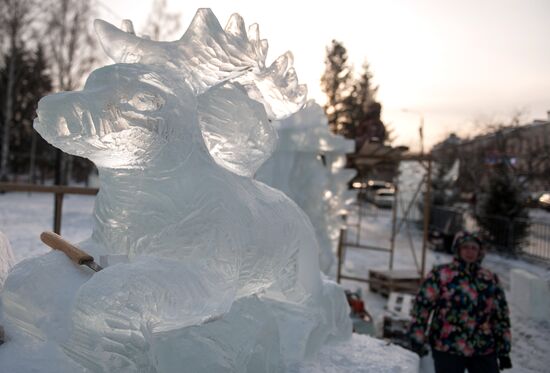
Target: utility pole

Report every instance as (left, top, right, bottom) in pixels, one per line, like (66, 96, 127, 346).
(402, 108, 425, 155)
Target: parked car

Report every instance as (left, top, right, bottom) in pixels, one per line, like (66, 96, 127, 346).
(352, 179, 394, 202)
(365, 180, 394, 201)
(373, 188, 395, 208)
(539, 192, 550, 210)
(351, 179, 367, 189)
(525, 191, 544, 208)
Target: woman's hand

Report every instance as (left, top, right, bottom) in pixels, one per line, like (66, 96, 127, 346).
(498, 355, 512, 370)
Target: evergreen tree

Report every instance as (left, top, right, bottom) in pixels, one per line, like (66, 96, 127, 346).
(352, 61, 385, 149)
(29, 45, 56, 182)
(476, 163, 529, 254)
(353, 61, 377, 120)
(0, 0, 38, 180)
(0, 43, 54, 179)
(320, 40, 354, 137)
(321, 46, 386, 148)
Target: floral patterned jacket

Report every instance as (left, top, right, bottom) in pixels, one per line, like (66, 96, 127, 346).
(409, 257, 511, 358)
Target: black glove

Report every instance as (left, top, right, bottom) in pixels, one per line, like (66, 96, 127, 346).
(498, 355, 512, 370)
(410, 342, 428, 357)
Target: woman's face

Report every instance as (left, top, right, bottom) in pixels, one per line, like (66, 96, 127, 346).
(459, 241, 481, 263)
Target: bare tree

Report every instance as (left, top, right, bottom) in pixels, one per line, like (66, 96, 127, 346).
(43, 0, 98, 92)
(41, 0, 98, 184)
(0, 0, 38, 181)
(458, 112, 526, 192)
(141, 0, 181, 41)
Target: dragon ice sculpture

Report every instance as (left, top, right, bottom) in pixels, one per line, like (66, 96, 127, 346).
(0, 9, 351, 373)
(256, 101, 357, 273)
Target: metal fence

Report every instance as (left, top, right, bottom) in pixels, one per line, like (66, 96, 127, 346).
(481, 215, 550, 261)
(348, 198, 550, 262)
(395, 201, 550, 262)
(430, 206, 550, 262)
(521, 218, 550, 260)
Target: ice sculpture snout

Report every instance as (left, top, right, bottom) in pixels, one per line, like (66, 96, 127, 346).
(35, 92, 97, 139)
(36, 93, 76, 138)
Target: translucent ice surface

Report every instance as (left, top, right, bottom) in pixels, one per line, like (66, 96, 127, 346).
(1, 9, 351, 372)
(0, 232, 14, 290)
(256, 101, 357, 273)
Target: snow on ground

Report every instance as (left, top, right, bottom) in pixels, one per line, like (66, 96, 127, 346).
(529, 208, 550, 223)
(341, 202, 550, 373)
(0, 192, 95, 262)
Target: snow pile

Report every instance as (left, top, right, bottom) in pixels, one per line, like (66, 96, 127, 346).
(256, 100, 356, 273)
(0, 9, 351, 372)
(511, 269, 550, 321)
(0, 232, 15, 289)
(291, 334, 419, 373)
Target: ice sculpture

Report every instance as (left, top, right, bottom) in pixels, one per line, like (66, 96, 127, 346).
(256, 101, 356, 273)
(0, 9, 351, 372)
(0, 232, 14, 289)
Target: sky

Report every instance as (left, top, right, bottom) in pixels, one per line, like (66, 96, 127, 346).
(99, 0, 550, 151)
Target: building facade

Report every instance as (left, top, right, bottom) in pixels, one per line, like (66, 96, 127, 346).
(432, 113, 550, 193)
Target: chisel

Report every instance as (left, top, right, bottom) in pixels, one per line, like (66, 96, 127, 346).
(40, 231, 103, 272)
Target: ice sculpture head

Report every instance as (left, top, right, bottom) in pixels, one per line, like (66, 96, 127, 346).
(33, 9, 307, 174)
(35, 63, 197, 168)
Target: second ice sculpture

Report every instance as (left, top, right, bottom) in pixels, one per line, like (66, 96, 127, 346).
(256, 101, 357, 273)
(0, 9, 351, 372)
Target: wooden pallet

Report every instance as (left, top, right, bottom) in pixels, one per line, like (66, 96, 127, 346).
(368, 269, 421, 297)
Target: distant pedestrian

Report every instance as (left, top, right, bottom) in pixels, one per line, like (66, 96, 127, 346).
(408, 230, 512, 372)
(471, 192, 477, 213)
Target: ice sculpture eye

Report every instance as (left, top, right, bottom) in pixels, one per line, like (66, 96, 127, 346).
(127, 92, 164, 111)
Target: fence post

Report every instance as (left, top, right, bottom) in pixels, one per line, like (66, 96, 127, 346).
(508, 218, 515, 255)
(421, 159, 432, 278)
(54, 192, 63, 234)
(389, 185, 398, 270)
(357, 200, 363, 245)
(336, 228, 345, 284)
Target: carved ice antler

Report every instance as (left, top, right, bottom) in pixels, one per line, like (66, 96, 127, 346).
(94, 8, 306, 119)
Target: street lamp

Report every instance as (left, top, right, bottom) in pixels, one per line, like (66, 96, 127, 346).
(402, 108, 425, 155)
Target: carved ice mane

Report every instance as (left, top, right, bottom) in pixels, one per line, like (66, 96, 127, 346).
(96, 9, 306, 116)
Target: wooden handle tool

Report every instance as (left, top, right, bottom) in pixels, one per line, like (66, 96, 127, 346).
(40, 231, 103, 272)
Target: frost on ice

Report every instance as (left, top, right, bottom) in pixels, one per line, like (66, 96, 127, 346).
(0, 9, 351, 372)
(256, 101, 357, 273)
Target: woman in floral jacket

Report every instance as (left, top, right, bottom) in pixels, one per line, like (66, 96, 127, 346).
(409, 231, 512, 373)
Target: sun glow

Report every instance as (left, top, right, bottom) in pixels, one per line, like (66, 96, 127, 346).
(103, 0, 550, 151)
